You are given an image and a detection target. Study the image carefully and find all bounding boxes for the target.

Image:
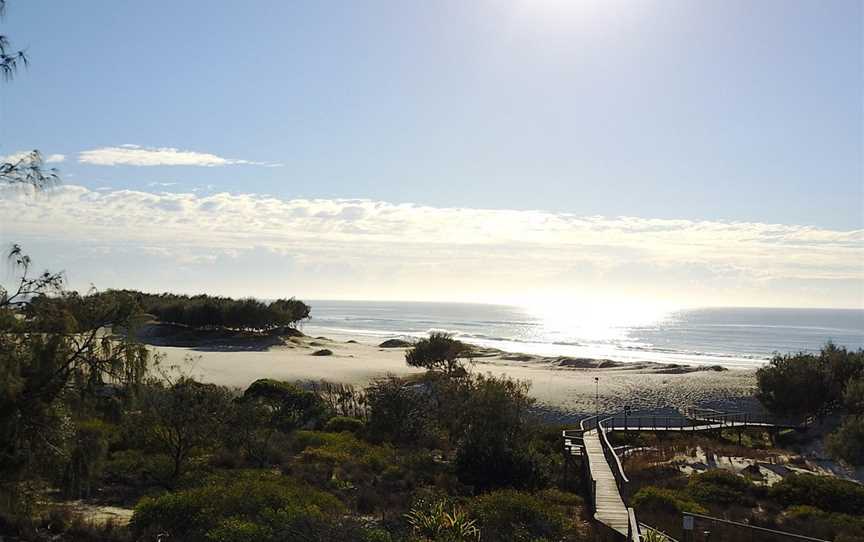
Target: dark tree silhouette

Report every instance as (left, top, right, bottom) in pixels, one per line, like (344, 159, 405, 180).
(406, 332, 474, 376)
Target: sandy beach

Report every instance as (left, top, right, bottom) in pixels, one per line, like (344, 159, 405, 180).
(146, 328, 760, 422)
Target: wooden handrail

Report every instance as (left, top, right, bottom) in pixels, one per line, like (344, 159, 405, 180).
(598, 416, 629, 485)
(683, 513, 830, 542)
(626, 508, 640, 541)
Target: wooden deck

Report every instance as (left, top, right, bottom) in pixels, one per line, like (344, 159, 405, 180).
(583, 427, 629, 536)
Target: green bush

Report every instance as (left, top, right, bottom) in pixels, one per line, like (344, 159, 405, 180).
(206, 518, 272, 542)
(781, 505, 864, 541)
(454, 374, 539, 492)
(687, 469, 755, 505)
(827, 415, 864, 466)
(324, 416, 365, 434)
(770, 473, 864, 516)
(366, 376, 435, 446)
(60, 418, 113, 498)
(631, 487, 706, 515)
(284, 430, 441, 516)
(103, 449, 174, 485)
(467, 490, 570, 542)
(130, 471, 344, 542)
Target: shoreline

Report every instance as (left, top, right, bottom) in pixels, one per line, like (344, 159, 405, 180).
(144, 324, 761, 422)
(300, 324, 772, 370)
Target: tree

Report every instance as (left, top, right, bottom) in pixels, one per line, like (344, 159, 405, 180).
(0, 2, 58, 190)
(756, 352, 830, 419)
(0, 244, 63, 310)
(140, 377, 232, 480)
(842, 376, 864, 415)
(0, 249, 150, 489)
(243, 379, 324, 433)
(231, 379, 325, 466)
(406, 332, 473, 376)
(756, 344, 864, 420)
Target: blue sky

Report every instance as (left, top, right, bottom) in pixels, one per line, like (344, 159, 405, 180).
(0, 0, 862, 308)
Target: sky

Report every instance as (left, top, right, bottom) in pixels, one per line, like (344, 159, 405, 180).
(0, 0, 862, 309)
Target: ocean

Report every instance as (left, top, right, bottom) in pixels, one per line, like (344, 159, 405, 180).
(302, 301, 864, 369)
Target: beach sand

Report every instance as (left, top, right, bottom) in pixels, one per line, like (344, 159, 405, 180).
(149, 331, 759, 422)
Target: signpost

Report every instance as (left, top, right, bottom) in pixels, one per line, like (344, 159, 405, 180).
(683, 515, 694, 541)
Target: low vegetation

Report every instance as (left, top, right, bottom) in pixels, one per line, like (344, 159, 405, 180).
(1, 248, 861, 542)
(622, 431, 864, 541)
(0, 252, 593, 541)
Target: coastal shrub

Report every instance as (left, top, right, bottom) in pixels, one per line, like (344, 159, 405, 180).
(467, 490, 570, 542)
(780, 505, 864, 542)
(309, 380, 369, 420)
(405, 332, 474, 376)
(283, 431, 442, 517)
(324, 415, 365, 434)
(366, 376, 435, 446)
(843, 377, 864, 414)
(454, 374, 539, 492)
(756, 353, 830, 418)
(843, 376, 864, 415)
(687, 469, 755, 506)
(130, 471, 344, 542)
(770, 473, 864, 516)
(756, 343, 864, 419)
(827, 415, 864, 466)
(103, 449, 174, 485)
(631, 487, 707, 515)
(59, 418, 112, 499)
(243, 379, 327, 432)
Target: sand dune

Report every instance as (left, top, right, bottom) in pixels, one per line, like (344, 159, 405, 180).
(150, 334, 758, 421)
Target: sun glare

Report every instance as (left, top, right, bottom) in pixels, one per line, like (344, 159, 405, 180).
(523, 299, 674, 343)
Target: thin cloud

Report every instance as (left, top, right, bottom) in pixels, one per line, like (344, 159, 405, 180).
(0, 185, 861, 307)
(78, 144, 282, 167)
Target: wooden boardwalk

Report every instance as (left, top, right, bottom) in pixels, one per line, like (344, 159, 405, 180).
(566, 411, 808, 540)
(583, 427, 629, 536)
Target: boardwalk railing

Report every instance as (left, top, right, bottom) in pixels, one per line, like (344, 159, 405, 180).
(563, 409, 811, 541)
(688, 408, 813, 430)
(576, 415, 600, 510)
(598, 416, 629, 488)
(626, 508, 640, 542)
(684, 513, 830, 541)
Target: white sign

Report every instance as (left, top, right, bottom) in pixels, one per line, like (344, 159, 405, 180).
(683, 516, 694, 530)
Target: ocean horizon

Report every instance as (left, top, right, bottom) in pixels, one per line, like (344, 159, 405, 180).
(301, 300, 864, 369)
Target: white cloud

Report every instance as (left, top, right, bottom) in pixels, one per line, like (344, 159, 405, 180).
(46, 154, 66, 163)
(0, 185, 861, 307)
(78, 145, 281, 167)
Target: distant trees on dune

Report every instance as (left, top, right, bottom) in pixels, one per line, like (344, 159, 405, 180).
(98, 290, 311, 333)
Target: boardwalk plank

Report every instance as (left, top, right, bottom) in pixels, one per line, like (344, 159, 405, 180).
(583, 428, 629, 536)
